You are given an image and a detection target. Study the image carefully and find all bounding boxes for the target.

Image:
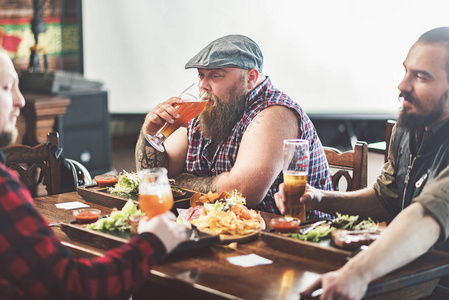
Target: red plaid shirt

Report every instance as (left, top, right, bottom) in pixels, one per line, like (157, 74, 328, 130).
(0, 152, 166, 300)
(185, 78, 333, 214)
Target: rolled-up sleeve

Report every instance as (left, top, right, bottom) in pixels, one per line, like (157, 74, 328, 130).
(413, 165, 449, 243)
(372, 126, 401, 217)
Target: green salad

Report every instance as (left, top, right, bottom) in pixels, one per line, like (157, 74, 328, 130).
(108, 171, 139, 195)
(290, 213, 379, 242)
(86, 200, 144, 231)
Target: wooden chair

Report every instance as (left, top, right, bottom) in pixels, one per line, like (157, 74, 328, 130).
(2, 132, 62, 196)
(384, 119, 396, 163)
(324, 141, 368, 191)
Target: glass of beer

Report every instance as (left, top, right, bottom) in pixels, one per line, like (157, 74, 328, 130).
(138, 168, 174, 220)
(145, 83, 208, 152)
(282, 139, 309, 221)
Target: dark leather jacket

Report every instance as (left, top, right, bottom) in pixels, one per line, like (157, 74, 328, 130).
(394, 121, 449, 212)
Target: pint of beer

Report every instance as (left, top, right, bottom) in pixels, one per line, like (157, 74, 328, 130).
(159, 100, 208, 137)
(146, 83, 208, 152)
(282, 139, 309, 221)
(138, 168, 174, 220)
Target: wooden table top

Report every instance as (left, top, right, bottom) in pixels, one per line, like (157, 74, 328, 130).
(34, 191, 449, 300)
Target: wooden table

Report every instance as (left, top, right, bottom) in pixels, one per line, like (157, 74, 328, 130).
(34, 191, 449, 300)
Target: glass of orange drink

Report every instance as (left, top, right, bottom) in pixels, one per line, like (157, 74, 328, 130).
(282, 139, 309, 222)
(145, 83, 208, 152)
(138, 168, 174, 220)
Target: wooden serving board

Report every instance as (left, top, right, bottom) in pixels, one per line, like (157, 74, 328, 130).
(260, 231, 352, 266)
(77, 185, 194, 213)
(61, 220, 220, 253)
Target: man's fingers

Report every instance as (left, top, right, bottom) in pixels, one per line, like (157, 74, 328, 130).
(161, 211, 176, 222)
(300, 191, 312, 203)
(300, 277, 322, 297)
(274, 183, 286, 214)
(153, 99, 182, 123)
(143, 97, 184, 135)
(274, 193, 285, 214)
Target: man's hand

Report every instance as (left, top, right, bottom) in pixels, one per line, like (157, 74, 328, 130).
(300, 267, 368, 300)
(143, 97, 184, 136)
(274, 183, 323, 214)
(138, 211, 187, 253)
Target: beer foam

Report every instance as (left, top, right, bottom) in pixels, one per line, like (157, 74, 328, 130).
(283, 170, 308, 176)
(139, 185, 171, 195)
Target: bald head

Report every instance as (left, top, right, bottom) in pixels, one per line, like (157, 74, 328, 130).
(416, 27, 449, 81)
(0, 48, 25, 146)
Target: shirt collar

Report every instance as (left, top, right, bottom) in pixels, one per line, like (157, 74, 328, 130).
(415, 116, 449, 154)
(246, 76, 272, 106)
(426, 116, 449, 134)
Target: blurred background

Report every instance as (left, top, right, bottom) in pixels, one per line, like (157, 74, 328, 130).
(2, 0, 448, 186)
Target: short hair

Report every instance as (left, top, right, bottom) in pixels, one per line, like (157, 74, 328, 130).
(417, 27, 449, 81)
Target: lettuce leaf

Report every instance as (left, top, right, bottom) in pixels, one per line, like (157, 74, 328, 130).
(108, 171, 139, 195)
(86, 200, 144, 231)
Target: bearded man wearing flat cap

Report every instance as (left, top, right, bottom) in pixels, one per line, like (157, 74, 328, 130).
(136, 34, 332, 215)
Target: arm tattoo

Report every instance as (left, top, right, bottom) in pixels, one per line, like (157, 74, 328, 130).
(246, 113, 263, 133)
(174, 173, 219, 194)
(135, 130, 169, 170)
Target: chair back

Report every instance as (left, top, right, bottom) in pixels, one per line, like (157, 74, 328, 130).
(2, 132, 62, 196)
(385, 120, 396, 163)
(324, 141, 368, 191)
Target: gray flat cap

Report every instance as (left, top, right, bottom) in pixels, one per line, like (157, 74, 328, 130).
(185, 34, 263, 72)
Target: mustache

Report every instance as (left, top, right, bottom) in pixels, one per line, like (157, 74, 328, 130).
(202, 94, 219, 113)
(399, 92, 418, 105)
(208, 94, 218, 106)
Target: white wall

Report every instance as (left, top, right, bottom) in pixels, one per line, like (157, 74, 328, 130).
(82, 0, 449, 114)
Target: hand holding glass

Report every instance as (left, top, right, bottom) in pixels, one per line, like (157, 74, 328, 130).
(145, 83, 208, 152)
(283, 139, 309, 221)
(138, 168, 174, 220)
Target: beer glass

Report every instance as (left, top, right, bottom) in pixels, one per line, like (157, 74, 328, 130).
(145, 83, 208, 152)
(282, 139, 309, 221)
(138, 168, 174, 220)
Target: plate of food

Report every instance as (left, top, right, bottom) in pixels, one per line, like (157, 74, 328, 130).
(177, 190, 265, 243)
(105, 171, 190, 199)
(288, 213, 385, 247)
(61, 200, 220, 252)
(77, 171, 195, 209)
(261, 214, 385, 264)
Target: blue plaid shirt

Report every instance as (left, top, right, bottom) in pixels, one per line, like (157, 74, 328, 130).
(185, 78, 332, 214)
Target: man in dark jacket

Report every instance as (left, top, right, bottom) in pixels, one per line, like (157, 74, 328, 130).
(275, 27, 449, 300)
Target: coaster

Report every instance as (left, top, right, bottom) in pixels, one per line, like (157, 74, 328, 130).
(55, 201, 90, 210)
(227, 254, 273, 267)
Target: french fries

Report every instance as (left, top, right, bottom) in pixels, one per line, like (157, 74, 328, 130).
(190, 191, 230, 207)
(191, 209, 264, 236)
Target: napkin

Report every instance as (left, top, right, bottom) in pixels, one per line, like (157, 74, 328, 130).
(227, 254, 273, 267)
(55, 201, 90, 210)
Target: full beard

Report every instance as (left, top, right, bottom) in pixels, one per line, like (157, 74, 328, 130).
(397, 91, 448, 131)
(199, 85, 247, 142)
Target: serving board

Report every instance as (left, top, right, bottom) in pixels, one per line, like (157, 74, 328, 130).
(260, 231, 351, 266)
(61, 220, 220, 253)
(77, 184, 194, 213)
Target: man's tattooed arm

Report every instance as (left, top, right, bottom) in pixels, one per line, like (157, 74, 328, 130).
(135, 130, 169, 171)
(174, 173, 220, 194)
